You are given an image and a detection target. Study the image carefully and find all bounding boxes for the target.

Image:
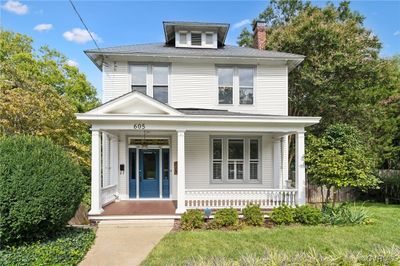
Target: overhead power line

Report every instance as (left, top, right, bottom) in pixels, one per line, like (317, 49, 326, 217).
(68, 0, 100, 50)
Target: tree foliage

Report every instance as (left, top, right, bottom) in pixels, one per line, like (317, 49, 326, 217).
(238, 1, 400, 170)
(305, 124, 380, 203)
(0, 31, 99, 173)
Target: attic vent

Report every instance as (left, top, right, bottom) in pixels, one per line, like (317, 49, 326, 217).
(191, 33, 202, 46)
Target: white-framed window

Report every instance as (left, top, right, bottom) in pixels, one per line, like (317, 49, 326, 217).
(179, 32, 187, 45)
(129, 64, 169, 104)
(239, 68, 254, 105)
(217, 66, 255, 105)
(130, 65, 147, 94)
(228, 139, 244, 180)
(211, 137, 261, 183)
(153, 66, 169, 103)
(212, 139, 223, 180)
(217, 67, 234, 104)
(175, 31, 217, 48)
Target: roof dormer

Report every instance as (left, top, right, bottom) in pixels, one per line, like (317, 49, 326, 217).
(163, 21, 229, 49)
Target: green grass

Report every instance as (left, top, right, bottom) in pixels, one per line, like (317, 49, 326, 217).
(142, 203, 400, 265)
(0, 227, 95, 266)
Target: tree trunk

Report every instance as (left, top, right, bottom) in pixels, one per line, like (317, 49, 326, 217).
(320, 186, 324, 205)
(325, 185, 331, 205)
(332, 187, 337, 208)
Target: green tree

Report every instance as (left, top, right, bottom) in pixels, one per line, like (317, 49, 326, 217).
(305, 124, 380, 205)
(238, 0, 400, 170)
(0, 30, 99, 177)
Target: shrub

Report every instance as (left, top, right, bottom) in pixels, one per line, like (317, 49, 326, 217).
(242, 204, 264, 226)
(294, 205, 323, 225)
(0, 135, 85, 245)
(0, 228, 95, 265)
(322, 203, 370, 225)
(270, 205, 294, 225)
(214, 208, 238, 227)
(181, 209, 204, 230)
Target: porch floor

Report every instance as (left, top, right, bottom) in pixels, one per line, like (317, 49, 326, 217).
(101, 200, 177, 216)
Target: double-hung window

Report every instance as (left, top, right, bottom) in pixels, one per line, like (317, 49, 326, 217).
(249, 139, 260, 180)
(239, 68, 254, 104)
(131, 65, 147, 94)
(211, 137, 261, 182)
(212, 139, 223, 180)
(217, 66, 254, 105)
(130, 64, 169, 104)
(153, 66, 169, 103)
(228, 139, 244, 180)
(218, 68, 233, 104)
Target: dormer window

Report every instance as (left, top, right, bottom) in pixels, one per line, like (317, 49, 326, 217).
(179, 32, 187, 45)
(175, 31, 217, 49)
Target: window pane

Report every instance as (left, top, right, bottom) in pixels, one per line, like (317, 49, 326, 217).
(206, 33, 213, 44)
(228, 163, 234, 179)
(237, 163, 244, 179)
(213, 139, 222, 159)
(240, 87, 253, 104)
(250, 162, 258, 180)
(239, 68, 253, 87)
(132, 85, 146, 94)
(131, 65, 147, 85)
(228, 139, 244, 159)
(180, 33, 187, 44)
(219, 87, 233, 104)
(213, 163, 222, 179)
(143, 152, 157, 180)
(153, 86, 168, 103)
(191, 33, 202, 46)
(153, 66, 168, 85)
(218, 68, 233, 86)
(250, 139, 259, 159)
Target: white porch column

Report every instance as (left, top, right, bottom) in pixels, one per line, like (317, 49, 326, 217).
(282, 135, 289, 188)
(295, 131, 306, 205)
(89, 130, 104, 215)
(273, 138, 282, 189)
(110, 136, 119, 198)
(176, 130, 186, 214)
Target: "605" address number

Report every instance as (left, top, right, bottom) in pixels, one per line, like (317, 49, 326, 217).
(133, 123, 145, 130)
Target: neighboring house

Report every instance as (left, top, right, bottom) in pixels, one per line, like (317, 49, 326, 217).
(76, 21, 320, 217)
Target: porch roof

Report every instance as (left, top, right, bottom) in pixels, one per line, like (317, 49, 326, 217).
(76, 91, 320, 130)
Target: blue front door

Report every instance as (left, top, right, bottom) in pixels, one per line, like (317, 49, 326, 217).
(139, 149, 160, 198)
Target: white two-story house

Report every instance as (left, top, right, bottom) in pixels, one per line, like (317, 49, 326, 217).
(76, 21, 320, 218)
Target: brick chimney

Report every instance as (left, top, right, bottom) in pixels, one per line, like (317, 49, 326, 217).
(253, 20, 266, 50)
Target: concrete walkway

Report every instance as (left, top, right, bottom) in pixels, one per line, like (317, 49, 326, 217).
(80, 220, 174, 266)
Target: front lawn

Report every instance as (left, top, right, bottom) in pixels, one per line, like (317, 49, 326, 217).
(143, 203, 400, 265)
(0, 227, 95, 266)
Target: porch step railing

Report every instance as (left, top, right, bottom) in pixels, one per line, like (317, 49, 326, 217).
(101, 185, 117, 206)
(185, 188, 297, 209)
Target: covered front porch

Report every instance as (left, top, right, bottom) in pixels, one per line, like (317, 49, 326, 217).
(76, 92, 320, 218)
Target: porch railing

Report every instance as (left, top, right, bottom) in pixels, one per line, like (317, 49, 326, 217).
(185, 188, 297, 209)
(101, 185, 117, 206)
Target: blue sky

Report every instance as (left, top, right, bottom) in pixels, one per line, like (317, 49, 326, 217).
(1, 0, 400, 98)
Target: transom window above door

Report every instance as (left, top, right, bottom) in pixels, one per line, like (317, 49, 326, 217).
(130, 64, 169, 104)
(217, 66, 255, 105)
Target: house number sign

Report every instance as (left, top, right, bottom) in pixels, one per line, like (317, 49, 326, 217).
(133, 123, 145, 130)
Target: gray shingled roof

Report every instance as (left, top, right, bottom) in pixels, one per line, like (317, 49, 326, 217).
(176, 108, 280, 117)
(85, 42, 303, 59)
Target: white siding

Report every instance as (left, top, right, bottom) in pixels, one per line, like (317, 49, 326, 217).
(102, 61, 130, 103)
(102, 61, 288, 115)
(185, 132, 274, 189)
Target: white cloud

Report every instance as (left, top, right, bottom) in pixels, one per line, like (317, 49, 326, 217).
(394, 31, 400, 37)
(63, 28, 101, 44)
(33, 23, 53, 32)
(232, 19, 251, 29)
(65, 59, 79, 67)
(1, 0, 28, 15)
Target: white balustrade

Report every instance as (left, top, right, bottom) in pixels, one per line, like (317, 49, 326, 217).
(185, 189, 297, 209)
(101, 185, 117, 206)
